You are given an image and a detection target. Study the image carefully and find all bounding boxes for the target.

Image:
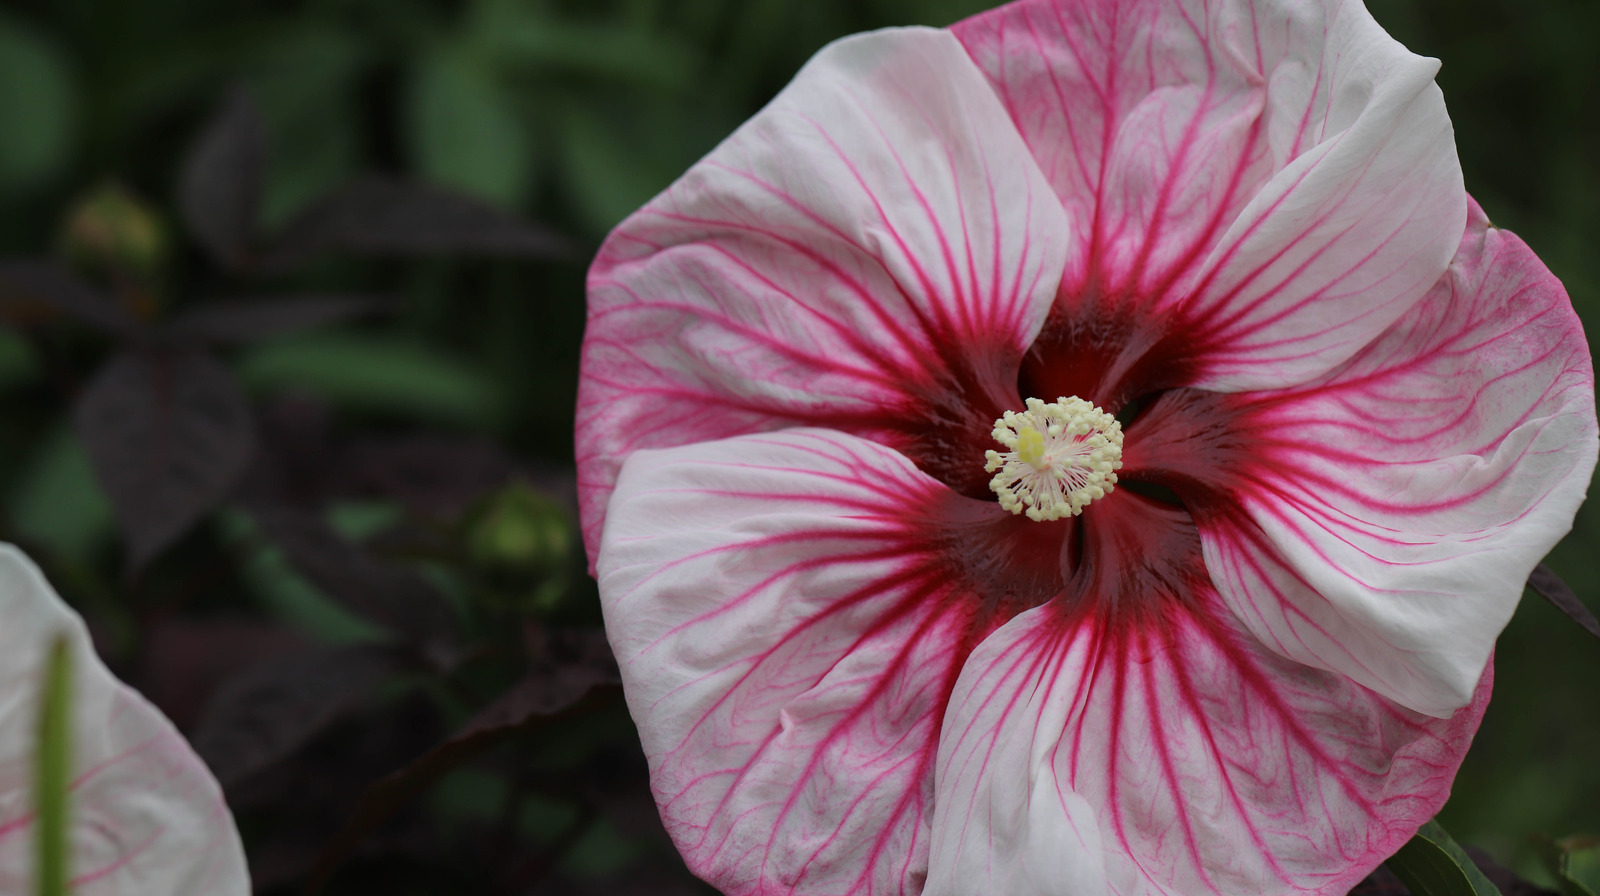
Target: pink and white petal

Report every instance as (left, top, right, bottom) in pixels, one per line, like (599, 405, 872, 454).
(579, 26, 1072, 563)
(954, 0, 1282, 297)
(1197, 203, 1596, 717)
(598, 429, 1057, 896)
(0, 544, 249, 895)
(926, 500, 1487, 896)
(1185, 7, 1463, 391)
(955, 0, 1463, 390)
(925, 610, 1116, 896)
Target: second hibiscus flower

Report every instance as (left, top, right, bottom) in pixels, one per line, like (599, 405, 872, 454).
(575, 1, 1598, 894)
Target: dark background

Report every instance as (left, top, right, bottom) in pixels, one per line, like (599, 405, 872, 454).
(0, 0, 1595, 892)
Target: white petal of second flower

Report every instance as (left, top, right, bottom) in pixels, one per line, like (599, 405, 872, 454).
(0, 545, 250, 895)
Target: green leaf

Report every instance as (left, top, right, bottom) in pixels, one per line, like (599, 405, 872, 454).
(218, 509, 389, 644)
(554, 101, 684, 236)
(470, 0, 699, 91)
(406, 43, 531, 207)
(235, 333, 508, 429)
(6, 426, 116, 564)
(243, 27, 370, 227)
(1386, 820, 1503, 896)
(559, 816, 644, 880)
(34, 635, 73, 896)
(866, 0, 998, 26)
(0, 13, 77, 192)
(326, 501, 404, 541)
(0, 328, 40, 391)
(1571, 844, 1600, 894)
(1535, 834, 1600, 896)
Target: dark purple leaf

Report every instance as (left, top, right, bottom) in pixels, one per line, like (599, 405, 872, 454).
(191, 642, 408, 790)
(1528, 563, 1600, 643)
(166, 294, 386, 344)
(303, 632, 620, 894)
(343, 435, 516, 519)
(224, 691, 442, 815)
(1352, 850, 1559, 895)
(179, 88, 266, 269)
(137, 618, 308, 731)
(0, 260, 138, 333)
(222, 693, 445, 888)
(467, 629, 618, 735)
(523, 864, 714, 896)
(235, 396, 341, 509)
(1351, 867, 1415, 896)
(259, 176, 570, 271)
(73, 348, 255, 567)
(249, 505, 456, 644)
(1466, 846, 1559, 896)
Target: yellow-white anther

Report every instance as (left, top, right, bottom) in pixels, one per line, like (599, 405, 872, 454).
(984, 396, 1123, 521)
(1016, 427, 1046, 467)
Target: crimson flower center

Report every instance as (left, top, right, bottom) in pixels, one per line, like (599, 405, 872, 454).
(984, 395, 1124, 521)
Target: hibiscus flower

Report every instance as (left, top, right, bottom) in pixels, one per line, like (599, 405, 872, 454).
(0, 545, 250, 894)
(574, 1, 1598, 894)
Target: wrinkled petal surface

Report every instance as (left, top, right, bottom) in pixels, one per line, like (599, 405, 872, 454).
(599, 429, 1065, 896)
(955, 0, 1464, 398)
(582, 3, 1591, 895)
(927, 496, 1488, 896)
(1127, 203, 1597, 716)
(597, 430, 1496, 896)
(0, 545, 250, 894)
(579, 26, 1072, 561)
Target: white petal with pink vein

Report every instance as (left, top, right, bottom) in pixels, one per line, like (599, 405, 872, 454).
(0, 545, 250, 895)
(578, 26, 1071, 563)
(1201, 206, 1597, 717)
(928, 596, 1486, 896)
(599, 429, 992, 896)
(954, 0, 1465, 390)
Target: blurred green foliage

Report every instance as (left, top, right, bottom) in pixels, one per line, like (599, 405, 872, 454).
(1535, 834, 1600, 896)
(0, 0, 1596, 890)
(0, 12, 77, 194)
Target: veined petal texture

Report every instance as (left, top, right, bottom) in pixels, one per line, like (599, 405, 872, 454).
(927, 562, 1487, 896)
(955, 0, 1465, 394)
(597, 431, 1493, 896)
(581, 0, 1596, 893)
(578, 26, 1072, 562)
(1138, 201, 1596, 717)
(0, 545, 250, 895)
(599, 429, 1068, 895)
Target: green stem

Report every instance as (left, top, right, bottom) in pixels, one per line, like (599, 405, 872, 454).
(35, 635, 74, 896)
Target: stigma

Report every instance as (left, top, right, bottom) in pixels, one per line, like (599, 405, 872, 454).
(985, 396, 1123, 521)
